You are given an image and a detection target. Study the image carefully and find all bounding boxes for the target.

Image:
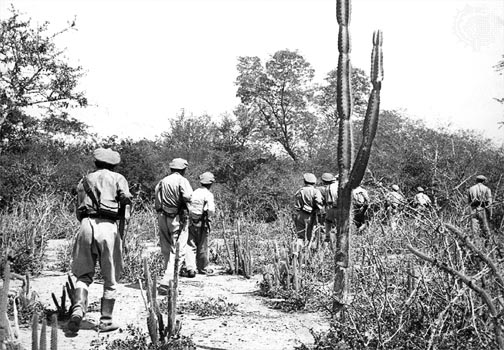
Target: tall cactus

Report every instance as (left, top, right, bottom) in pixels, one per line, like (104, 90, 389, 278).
(333, 0, 383, 315)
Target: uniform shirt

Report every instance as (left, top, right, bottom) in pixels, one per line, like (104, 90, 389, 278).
(386, 190, 405, 208)
(467, 183, 492, 207)
(76, 169, 131, 216)
(414, 192, 432, 207)
(189, 187, 215, 219)
(155, 172, 193, 214)
(322, 182, 339, 207)
(294, 185, 323, 213)
(352, 186, 369, 206)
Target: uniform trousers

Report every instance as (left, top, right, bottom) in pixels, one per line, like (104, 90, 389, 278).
(72, 218, 122, 299)
(158, 213, 188, 284)
(294, 210, 316, 247)
(324, 207, 337, 245)
(186, 223, 209, 273)
(470, 206, 491, 238)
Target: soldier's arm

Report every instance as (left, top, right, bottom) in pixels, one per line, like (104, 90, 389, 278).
(488, 189, 493, 218)
(117, 175, 132, 221)
(314, 189, 324, 210)
(206, 193, 216, 219)
(75, 180, 85, 221)
(180, 178, 193, 205)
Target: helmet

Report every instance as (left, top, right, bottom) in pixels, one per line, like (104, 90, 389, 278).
(93, 148, 120, 165)
(476, 175, 487, 182)
(200, 172, 215, 184)
(321, 173, 336, 182)
(169, 158, 188, 170)
(303, 173, 317, 184)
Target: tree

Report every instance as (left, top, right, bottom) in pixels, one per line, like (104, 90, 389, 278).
(235, 50, 317, 163)
(0, 6, 87, 146)
(160, 110, 214, 166)
(317, 67, 371, 122)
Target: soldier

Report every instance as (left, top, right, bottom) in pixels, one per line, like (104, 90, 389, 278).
(320, 173, 338, 247)
(293, 173, 323, 247)
(413, 186, 432, 209)
(467, 175, 492, 238)
(155, 158, 193, 285)
(352, 185, 370, 232)
(70, 148, 132, 333)
(385, 184, 405, 230)
(186, 172, 216, 275)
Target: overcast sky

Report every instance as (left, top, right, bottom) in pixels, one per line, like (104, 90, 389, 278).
(2, 0, 504, 144)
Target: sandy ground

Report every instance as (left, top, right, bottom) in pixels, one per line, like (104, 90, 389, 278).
(7, 240, 329, 350)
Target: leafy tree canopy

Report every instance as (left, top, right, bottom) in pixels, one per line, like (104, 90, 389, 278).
(235, 50, 317, 163)
(0, 6, 87, 151)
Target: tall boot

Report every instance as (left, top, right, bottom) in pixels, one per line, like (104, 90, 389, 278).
(99, 298, 119, 332)
(68, 288, 88, 333)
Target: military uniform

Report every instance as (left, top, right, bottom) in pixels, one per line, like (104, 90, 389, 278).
(155, 158, 193, 283)
(467, 175, 492, 237)
(70, 148, 132, 333)
(293, 173, 323, 246)
(186, 172, 216, 275)
(413, 187, 432, 209)
(352, 186, 369, 230)
(320, 173, 338, 246)
(385, 184, 405, 230)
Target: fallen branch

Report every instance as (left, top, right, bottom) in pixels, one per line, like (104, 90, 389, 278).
(407, 244, 504, 350)
(445, 223, 504, 296)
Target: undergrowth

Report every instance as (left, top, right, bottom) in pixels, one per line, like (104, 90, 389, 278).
(177, 296, 238, 317)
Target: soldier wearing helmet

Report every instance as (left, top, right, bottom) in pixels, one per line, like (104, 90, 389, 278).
(186, 172, 216, 275)
(385, 184, 405, 230)
(70, 148, 132, 333)
(413, 186, 432, 209)
(155, 158, 193, 285)
(293, 173, 323, 247)
(467, 175, 492, 237)
(320, 172, 338, 248)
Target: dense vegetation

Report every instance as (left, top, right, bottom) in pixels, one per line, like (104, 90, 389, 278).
(1, 6, 504, 350)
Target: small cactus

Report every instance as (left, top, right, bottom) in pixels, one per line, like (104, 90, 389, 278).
(50, 314, 57, 350)
(222, 220, 252, 278)
(140, 241, 182, 345)
(39, 319, 47, 350)
(31, 313, 38, 350)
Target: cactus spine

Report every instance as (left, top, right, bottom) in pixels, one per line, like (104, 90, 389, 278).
(333, 0, 383, 315)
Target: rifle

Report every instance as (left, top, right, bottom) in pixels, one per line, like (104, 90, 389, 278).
(118, 204, 131, 253)
(199, 200, 209, 236)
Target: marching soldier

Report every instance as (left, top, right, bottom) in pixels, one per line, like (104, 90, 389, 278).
(186, 172, 216, 275)
(413, 186, 432, 209)
(320, 173, 338, 247)
(293, 173, 323, 247)
(467, 175, 492, 238)
(352, 185, 370, 232)
(155, 158, 193, 284)
(70, 148, 132, 333)
(385, 184, 405, 230)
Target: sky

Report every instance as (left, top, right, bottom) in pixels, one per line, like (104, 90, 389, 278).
(2, 0, 504, 144)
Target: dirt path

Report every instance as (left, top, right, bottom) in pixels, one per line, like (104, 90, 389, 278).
(11, 241, 329, 350)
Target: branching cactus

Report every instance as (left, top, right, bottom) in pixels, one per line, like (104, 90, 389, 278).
(333, 0, 383, 315)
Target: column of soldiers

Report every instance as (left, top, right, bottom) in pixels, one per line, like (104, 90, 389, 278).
(69, 152, 215, 334)
(293, 172, 495, 246)
(68, 147, 496, 334)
